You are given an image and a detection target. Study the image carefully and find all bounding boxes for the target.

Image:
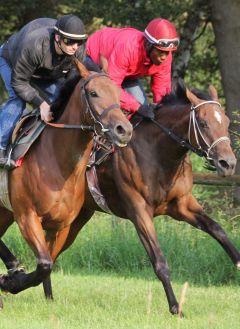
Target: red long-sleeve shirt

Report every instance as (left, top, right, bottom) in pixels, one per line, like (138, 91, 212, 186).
(86, 27, 172, 112)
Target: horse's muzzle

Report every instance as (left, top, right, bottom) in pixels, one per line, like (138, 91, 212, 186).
(107, 121, 133, 147)
(214, 154, 237, 177)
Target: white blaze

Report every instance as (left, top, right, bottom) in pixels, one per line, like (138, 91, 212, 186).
(214, 110, 222, 124)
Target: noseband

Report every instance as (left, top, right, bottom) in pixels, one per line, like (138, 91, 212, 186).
(188, 101, 230, 160)
(47, 72, 121, 136)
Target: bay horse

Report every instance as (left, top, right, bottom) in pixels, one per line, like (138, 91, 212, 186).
(0, 59, 132, 294)
(41, 81, 239, 315)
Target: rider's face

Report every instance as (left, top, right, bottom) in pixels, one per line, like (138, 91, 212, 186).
(149, 48, 170, 66)
(59, 39, 80, 55)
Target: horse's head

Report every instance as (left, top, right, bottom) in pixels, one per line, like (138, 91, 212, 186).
(74, 59, 132, 147)
(186, 86, 236, 176)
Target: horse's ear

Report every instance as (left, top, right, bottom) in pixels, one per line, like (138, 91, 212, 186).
(73, 58, 90, 79)
(186, 88, 201, 106)
(208, 85, 219, 101)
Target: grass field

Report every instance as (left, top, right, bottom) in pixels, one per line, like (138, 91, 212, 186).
(0, 271, 239, 329)
(0, 195, 239, 329)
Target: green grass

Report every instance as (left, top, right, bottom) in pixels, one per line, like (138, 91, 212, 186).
(0, 271, 239, 329)
(2, 210, 240, 286)
(0, 203, 239, 328)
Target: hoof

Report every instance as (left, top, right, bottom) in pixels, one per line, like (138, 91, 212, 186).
(8, 266, 26, 276)
(0, 271, 26, 294)
(170, 304, 184, 317)
(0, 274, 10, 294)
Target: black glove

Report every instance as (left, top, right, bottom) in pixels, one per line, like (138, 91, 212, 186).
(136, 104, 155, 120)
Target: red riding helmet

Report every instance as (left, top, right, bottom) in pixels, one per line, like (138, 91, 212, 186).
(144, 18, 179, 51)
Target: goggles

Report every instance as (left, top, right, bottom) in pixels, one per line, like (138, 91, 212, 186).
(153, 38, 180, 49)
(62, 37, 85, 47)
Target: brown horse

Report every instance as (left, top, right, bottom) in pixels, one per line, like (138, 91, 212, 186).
(40, 82, 239, 315)
(0, 60, 132, 294)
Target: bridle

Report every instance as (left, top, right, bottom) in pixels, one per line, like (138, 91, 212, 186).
(46, 72, 121, 136)
(149, 100, 230, 161)
(188, 100, 230, 161)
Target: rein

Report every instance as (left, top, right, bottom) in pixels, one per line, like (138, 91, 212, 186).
(150, 118, 206, 157)
(46, 122, 94, 131)
(46, 72, 121, 135)
(151, 100, 230, 159)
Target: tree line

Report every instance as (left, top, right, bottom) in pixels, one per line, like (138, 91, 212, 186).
(1, 0, 240, 200)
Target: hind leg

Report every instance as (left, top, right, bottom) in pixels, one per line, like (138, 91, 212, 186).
(0, 207, 23, 272)
(0, 212, 54, 294)
(167, 193, 240, 267)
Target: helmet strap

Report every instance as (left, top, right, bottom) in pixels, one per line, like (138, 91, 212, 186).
(144, 39, 154, 60)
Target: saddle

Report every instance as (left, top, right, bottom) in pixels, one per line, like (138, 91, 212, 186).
(6, 110, 45, 169)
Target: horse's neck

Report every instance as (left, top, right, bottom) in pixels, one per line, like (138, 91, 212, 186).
(43, 82, 93, 172)
(158, 105, 190, 140)
(59, 83, 88, 125)
(131, 105, 191, 175)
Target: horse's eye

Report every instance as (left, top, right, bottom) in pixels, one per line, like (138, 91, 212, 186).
(89, 91, 98, 97)
(199, 121, 208, 129)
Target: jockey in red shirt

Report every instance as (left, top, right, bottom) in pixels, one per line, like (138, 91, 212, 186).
(85, 18, 179, 119)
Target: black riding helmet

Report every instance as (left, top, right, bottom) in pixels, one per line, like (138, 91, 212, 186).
(54, 14, 87, 40)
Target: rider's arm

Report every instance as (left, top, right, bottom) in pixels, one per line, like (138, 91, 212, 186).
(107, 43, 141, 112)
(11, 43, 45, 107)
(151, 52, 172, 103)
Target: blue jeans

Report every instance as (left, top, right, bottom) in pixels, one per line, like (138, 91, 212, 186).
(0, 45, 63, 150)
(84, 56, 148, 105)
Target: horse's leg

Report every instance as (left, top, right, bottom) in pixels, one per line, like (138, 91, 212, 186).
(0, 213, 53, 294)
(132, 209, 180, 315)
(167, 193, 240, 267)
(0, 208, 23, 272)
(42, 208, 94, 299)
(42, 226, 71, 300)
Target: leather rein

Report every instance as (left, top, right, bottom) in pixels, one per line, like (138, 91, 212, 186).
(151, 100, 230, 160)
(46, 73, 121, 135)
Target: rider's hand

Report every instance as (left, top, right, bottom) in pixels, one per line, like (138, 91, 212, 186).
(39, 101, 53, 122)
(136, 104, 155, 120)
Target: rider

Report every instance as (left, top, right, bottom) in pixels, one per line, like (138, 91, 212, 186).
(0, 14, 87, 166)
(85, 17, 179, 119)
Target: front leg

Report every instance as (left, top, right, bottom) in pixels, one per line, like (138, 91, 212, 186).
(129, 206, 180, 316)
(42, 208, 94, 299)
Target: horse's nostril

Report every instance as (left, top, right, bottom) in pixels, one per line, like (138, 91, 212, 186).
(116, 125, 126, 136)
(219, 160, 230, 169)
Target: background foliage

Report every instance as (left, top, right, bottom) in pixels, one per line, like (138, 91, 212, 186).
(0, 0, 221, 96)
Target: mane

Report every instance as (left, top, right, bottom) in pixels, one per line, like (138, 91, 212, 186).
(161, 79, 190, 106)
(51, 73, 81, 121)
(190, 88, 212, 101)
(160, 79, 212, 108)
(153, 79, 214, 123)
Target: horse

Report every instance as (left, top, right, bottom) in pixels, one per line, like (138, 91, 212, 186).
(0, 59, 133, 294)
(39, 81, 239, 315)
